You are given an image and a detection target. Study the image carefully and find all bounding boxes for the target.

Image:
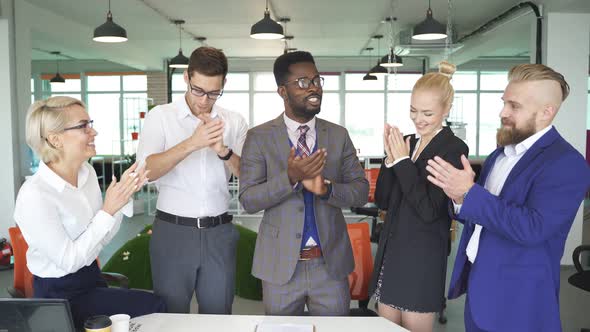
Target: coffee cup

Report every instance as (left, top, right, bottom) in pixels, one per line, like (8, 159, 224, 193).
(84, 315, 112, 332)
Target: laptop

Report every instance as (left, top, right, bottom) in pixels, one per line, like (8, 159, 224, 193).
(0, 298, 75, 332)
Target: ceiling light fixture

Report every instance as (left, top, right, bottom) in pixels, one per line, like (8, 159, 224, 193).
(380, 14, 403, 68)
(412, 0, 447, 40)
(250, 0, 284, 40)
(169, 20, 189, 69)
(363, 47, 378, 81)
(93, 0, 128, 43)
(49, 51, 65, 83)
(369, 35, 388, 77)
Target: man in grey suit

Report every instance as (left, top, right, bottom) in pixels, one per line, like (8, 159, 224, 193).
(239, 51, 369, 316)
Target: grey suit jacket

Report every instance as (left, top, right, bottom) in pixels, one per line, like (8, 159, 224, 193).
(239, 114, 369, 285)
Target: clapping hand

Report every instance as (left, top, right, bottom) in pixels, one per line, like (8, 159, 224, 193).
(103, 162, 150, 216)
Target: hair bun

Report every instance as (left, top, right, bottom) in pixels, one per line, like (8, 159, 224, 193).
(438, 60, 456, 79)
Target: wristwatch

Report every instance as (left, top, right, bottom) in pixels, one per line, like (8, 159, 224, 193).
(218, 147, 233, 161)
(320, 179, 332, 200)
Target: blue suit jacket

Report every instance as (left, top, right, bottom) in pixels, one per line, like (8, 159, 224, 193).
(448, 127, 590, 332)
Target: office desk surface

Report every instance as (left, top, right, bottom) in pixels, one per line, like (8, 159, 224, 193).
(130, 313, 409, 332)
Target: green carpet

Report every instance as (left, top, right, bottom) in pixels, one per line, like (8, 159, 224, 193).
(101, 224, 262, 301)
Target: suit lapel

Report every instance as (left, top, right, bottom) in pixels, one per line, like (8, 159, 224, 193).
(316, 118, 329, 152)
(414, 127, 454, 162)
(270, 114, 292, 169)
(500, 127, 559, 195)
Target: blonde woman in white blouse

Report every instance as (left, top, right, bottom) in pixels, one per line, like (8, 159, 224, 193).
(14, 96, 166, 328)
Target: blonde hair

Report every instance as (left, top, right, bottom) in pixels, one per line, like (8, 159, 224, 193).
(508, 64, 570, 101)
(412, 60, 457, 110)
(26, 96, 86, 163)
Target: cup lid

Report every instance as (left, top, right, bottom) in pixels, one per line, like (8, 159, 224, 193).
(84, 315, 112, 329)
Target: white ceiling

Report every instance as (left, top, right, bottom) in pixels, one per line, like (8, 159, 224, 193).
(20, 0, 590, 71)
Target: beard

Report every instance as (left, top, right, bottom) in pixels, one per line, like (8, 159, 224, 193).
(287, 93, 321, 121)
(496, 118, 536, 146)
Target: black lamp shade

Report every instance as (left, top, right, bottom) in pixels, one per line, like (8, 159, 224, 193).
(369, 63, 388, 77)
(250, 11, 284, 40)
(380, 51, 403, 68)
(93, 15, 128, 43)
(412, 8, 447, 40)
(169, 49, 189, 68)
(363, 73, 378, 81)
(50, 73, 66, 83)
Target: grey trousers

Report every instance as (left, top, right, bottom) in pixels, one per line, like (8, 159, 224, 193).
(149, 217, 239, 314)
(262, 257, 351, 316)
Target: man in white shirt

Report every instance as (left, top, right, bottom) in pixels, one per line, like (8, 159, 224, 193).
(426, 64, 590, 331)
(137, 47, 247, 314)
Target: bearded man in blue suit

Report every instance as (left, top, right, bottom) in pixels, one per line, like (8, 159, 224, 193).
(426, 64, 590, 332)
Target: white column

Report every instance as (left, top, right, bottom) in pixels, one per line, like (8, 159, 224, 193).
(544, 12, 590, 265)
(0, 0, 19, 238)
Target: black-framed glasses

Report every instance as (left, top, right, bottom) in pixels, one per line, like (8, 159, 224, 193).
(188, 83, 223, 100)
(284, 76, 324, 89)
(63, 120, 94, 132)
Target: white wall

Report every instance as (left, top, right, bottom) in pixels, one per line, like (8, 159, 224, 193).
(544, 12, 590, 265)
(0, 0, 19, 239)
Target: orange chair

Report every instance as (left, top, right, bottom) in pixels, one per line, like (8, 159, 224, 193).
(7, 227, 34, 298)
(6, 226, 129, 298)
(364, 168, 380, 203)
(347, 222, 377, 316)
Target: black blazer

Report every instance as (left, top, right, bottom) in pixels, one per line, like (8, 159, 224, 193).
(368, 126, 469, 312)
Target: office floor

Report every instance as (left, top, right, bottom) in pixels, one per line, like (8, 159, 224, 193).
(2, 204, 590, 332)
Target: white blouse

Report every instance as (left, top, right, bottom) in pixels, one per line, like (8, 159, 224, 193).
(13, 161, 131, 278)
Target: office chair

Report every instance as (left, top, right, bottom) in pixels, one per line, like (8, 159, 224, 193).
(351, 168, 381, 243)
(347, 222, 377, 316)
(7, 226, 129, 298)
(568, 244, 590, 332)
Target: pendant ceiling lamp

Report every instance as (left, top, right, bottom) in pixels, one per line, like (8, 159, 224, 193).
(250, 0, 284, 40)
(380, 15, 403, 68)
(169, 20, 189, 69)
(93, 0, 128, 43)
(369, 35, 388, 78)
(363, 47, 377, 81)
(412, 0, 447, 40)
(49, 51, 65, 83)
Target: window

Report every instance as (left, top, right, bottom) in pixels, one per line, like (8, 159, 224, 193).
(345, 93, 384, 156)
(479, 93, 503, 156)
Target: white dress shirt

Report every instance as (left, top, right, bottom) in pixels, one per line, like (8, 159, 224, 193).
(137, 97, 248, 218)
(13, 161, 131, 278)
(463, 125, 552, 263)
(283, 113, 316, 153)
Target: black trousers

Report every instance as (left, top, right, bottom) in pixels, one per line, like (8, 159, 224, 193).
(34, 261, 166, 329)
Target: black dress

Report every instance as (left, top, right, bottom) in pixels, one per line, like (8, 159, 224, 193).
(369, 127, 469, 313)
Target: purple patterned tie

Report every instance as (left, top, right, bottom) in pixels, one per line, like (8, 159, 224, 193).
(297, 125, 311, 157)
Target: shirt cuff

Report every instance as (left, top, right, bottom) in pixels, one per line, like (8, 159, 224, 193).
(121, 199, 134, 218)
(385, 156, 409, 168)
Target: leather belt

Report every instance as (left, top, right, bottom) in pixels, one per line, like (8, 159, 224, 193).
(156, 210, 232, 229)
(299, 246, 322, 261)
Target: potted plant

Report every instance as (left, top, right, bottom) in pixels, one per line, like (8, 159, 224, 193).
(130, 125, 139, 140)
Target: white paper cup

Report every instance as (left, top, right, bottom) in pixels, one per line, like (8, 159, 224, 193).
(109, 314, 130, 332)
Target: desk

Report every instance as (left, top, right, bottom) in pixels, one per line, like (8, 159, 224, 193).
(130, 313, 408, 332)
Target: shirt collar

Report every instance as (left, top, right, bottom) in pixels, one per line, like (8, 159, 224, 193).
(283, 113, 316, 134)
(175, 96, 219, 121)
(37, 161, 89, 192)
(504, 125, 552, 157)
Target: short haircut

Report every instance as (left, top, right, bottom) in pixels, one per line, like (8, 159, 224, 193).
(26, 96, 85, 163)
(273, 51, 316, 86)
(412, 60, 457, 110)
(187, 47, 228, 79)
(508, 64, 570, 101)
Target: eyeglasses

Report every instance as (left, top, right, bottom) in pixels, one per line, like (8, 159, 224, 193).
(188, 83, 223, 100)
(63, 120, 94, 132)
(284, 76, 324, 89)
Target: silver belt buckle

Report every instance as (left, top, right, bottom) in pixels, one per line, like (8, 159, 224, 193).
(197, 217, 203, 229)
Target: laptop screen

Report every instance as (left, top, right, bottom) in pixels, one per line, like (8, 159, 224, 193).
(0, 298, 75, 332)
